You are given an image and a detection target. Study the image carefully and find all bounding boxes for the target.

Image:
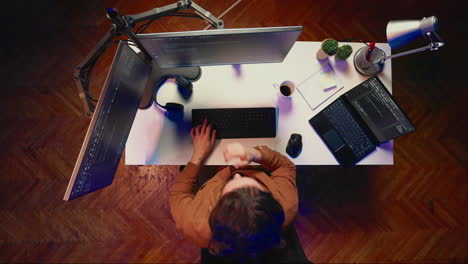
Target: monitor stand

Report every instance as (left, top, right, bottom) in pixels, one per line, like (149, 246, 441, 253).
(74, 1, 222, 116)
(139, 63, 201, 110)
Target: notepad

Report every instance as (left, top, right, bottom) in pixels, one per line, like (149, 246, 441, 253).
(297, 63, 343, 110)
(318, 66, 337, 90)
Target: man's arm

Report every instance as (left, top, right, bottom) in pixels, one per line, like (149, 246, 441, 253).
(224, 143, 295, 175)
(253, 145, 295, 174)
(254, 145, 298, 227)
(169, 120, 216, 228)
(253, 145, 296, 192)
(224, 144, 297, 227)
(169, 162, 201, 225)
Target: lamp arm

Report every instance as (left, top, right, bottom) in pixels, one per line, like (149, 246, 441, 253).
(429, 31, 445, 48)
(383, 31, 445, 61)
(383, 44, 434, 60)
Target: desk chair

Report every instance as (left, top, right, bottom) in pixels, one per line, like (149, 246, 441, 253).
(191, 166, 313, 264)
(200, 225, 312, 264)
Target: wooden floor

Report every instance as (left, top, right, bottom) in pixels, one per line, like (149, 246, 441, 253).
(1, 0, 466, 263)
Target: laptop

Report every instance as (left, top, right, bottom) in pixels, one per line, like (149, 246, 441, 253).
(309, 76, 415, 167)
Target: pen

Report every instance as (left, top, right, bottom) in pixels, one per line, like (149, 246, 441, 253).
(366, 42, 375, 62)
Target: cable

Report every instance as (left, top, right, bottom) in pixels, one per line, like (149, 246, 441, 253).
(152, 77, 167, 109)
(78, 39, 122, 106)
(339, 38, 370, 46)
(137, 18, 157, 34)
(168, 12, 202, 18)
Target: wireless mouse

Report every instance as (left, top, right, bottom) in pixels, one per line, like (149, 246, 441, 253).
(286, 133, 302, 158)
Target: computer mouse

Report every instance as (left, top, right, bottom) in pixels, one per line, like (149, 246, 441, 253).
(286, 133, 302, 158)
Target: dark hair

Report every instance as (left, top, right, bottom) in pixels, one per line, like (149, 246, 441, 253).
(208, 187, 285, 260)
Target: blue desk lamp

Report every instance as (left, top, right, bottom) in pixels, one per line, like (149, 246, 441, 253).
(354, 16, 446, 75)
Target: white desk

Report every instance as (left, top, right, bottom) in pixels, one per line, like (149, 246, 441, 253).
(125, 41, 393, 165)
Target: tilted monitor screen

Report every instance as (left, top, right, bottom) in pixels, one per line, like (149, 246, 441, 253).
(64, 42, 151, 201)
(137, 26, 302, 68)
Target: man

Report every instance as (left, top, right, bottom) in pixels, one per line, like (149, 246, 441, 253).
(169, 120, 298, 260)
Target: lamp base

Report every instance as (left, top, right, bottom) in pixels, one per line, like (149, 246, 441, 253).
(353, 46, 386, 76)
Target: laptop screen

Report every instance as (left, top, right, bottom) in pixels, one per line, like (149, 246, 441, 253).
(345, 76, 415, 143)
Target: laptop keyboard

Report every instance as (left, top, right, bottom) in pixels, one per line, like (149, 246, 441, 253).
(323, 99, 375, 158)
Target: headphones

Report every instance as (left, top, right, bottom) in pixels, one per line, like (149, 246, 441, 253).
(153, 74, 193, 112)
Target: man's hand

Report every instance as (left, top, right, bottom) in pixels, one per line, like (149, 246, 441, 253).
(223, 143, 262, 169)
(190, 119, 217, 165)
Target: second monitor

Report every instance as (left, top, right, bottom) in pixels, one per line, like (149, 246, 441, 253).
(137, 26, 303, 68)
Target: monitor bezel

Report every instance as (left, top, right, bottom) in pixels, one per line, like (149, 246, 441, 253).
(64, 41, 151, 201)
(137, 26, 303, 39)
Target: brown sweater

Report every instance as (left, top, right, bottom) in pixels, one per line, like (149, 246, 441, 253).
(169, 146, 298, 248)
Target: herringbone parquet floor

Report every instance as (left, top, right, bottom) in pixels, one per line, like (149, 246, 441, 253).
(1, 0, 466, 263)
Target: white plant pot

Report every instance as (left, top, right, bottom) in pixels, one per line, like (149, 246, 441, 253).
(316, 48, 329, 60)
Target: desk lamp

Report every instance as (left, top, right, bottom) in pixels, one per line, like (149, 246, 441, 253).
(354, 16, 445, 75)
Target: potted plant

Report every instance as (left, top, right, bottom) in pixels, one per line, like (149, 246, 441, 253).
(335, 44, 353, 60)
(316, 39, 338, 60)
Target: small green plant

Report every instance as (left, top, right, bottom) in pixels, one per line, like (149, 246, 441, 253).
(336, 44, 353, 60)
(321, 39, 338, 55)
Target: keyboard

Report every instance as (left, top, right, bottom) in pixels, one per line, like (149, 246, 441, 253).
(192, 107, 277, 139)
(322, 99, 374, 158)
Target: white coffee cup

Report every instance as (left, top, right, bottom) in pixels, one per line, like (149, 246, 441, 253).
(279, 80, 296, 97)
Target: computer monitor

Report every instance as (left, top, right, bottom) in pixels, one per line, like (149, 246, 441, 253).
(64, 41, 151, 201)
(137, 26, 303, 68)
